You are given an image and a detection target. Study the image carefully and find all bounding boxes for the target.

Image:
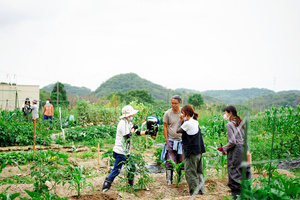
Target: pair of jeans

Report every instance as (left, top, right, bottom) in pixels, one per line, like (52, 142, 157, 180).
(107, 151, 136, 181)
(43, 115, 53, 123)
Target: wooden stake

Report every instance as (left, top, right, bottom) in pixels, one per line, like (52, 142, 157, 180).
(33, 116, 36, 151)
(98, 143, 100, 170)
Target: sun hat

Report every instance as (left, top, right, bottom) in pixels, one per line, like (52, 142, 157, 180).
(32, 99, 38, 104)
(120, 105, 138, 119)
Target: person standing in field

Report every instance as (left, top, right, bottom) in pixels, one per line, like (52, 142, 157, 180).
(102, 105, 153, 192)
(31, 99, 39, 123)
(42, 98, 54, 123)
(218, 105, 251, 200)
(22, 97, 32, 118)
(177, 105, 206, 195)
(163, 95, 184, 185)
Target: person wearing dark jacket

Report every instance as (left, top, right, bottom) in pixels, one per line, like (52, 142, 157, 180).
(177, 105, 206, 195)
(218, 105, 251, 200)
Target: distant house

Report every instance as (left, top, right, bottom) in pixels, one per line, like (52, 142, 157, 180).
(0, 84, 39, 111)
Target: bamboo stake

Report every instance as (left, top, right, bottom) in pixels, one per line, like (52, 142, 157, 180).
(33, 116, 36, 151)
(98, 143, 100, 170)
(268, 109, 277, 191)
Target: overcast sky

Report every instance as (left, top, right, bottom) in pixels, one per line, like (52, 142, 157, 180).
(0, 0, 299, 92)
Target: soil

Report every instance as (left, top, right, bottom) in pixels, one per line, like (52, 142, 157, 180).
(0, 144, 296, 200)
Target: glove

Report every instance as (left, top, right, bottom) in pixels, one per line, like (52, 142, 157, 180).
(218, 146, 223, 152)
(132, 124, 138, 130)
(123, 133, 132, 139)
(135, 130, 141, 135)
(145, 130, 157, 137)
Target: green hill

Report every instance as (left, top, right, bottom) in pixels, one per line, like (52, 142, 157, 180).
(241, 92, 300, 110)
(174, 88, 225, 104)
(42, 83, 92, 96)
(201, 88, 275, 104)
(93, 73, 170, 101)
(40, 75, 300, 109)
(93, 73, 225, 104)
(277, 90, 300, 95)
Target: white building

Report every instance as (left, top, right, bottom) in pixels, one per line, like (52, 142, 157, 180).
(0, 84, 39, 111)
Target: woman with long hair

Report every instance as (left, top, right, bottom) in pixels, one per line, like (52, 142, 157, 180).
(218, 105, 251, 199)
(177, 105, 206, 195)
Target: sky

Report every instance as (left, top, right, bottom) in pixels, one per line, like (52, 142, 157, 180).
(0, 0, 299, 92)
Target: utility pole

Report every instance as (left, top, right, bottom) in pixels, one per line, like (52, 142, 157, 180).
(57, 81, 59, 107)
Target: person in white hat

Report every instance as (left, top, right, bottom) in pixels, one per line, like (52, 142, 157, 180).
(102, 105, 146, 192)
(31, 99, 39, 123)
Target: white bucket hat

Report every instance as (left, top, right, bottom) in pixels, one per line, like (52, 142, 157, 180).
(120, 105, 138, 119)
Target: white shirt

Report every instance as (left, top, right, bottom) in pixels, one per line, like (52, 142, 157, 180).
(113, 118, 133, 155)
(181, 118, 199, 135)
(31, 104, 39, 119)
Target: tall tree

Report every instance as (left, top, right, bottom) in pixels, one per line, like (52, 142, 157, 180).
(39, 89, 50, 105)
(50, 82, 69, 107)
(188, 94, 204, 108)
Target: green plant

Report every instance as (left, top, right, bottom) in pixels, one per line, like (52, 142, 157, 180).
(67, 165, 94, 197)
(202, 155, 208, 177)
(102, 148, 115, 167)
(153, 147, 163, 166)
(74, 152, 97, 161)
(238, 173, 300, 200)
(0, 186, 20, 200)
(0, 110, 52, 147)
(30, 150, 69, 194)
(0, 175, 34, 185)
(24, 189, 68, 200)
(0, 151, 34, 167)
(207, 144, 227, 179)
(65, 124, 116, 143)
(117, 153, 153, 192)
(169, 160, 185, 185)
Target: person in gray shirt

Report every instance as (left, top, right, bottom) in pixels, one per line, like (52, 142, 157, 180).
(163, 95, 184, 185)
(218, 105, 251, 200)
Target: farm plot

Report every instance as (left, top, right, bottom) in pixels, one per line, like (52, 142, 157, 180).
(0, 104, 299, 199)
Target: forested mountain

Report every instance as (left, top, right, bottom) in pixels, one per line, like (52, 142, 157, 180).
(93, 73, 170, 101)
(174, 88, 224, 104)
(241, 92, 300, 110)
(277, 90, 300, 95)
(40, 74, 300, 108)
(42, 83, 92, 96)
(201, 88, 275, 104)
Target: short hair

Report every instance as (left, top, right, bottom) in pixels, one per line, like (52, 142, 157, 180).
(171, 95, 182, 103)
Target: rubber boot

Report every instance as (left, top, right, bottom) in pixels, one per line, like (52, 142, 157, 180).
(166, 169, 173, 185)
(231, 190, 240, 200)
(102, 177, 113, 192)
(128, 178, 134, 186)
